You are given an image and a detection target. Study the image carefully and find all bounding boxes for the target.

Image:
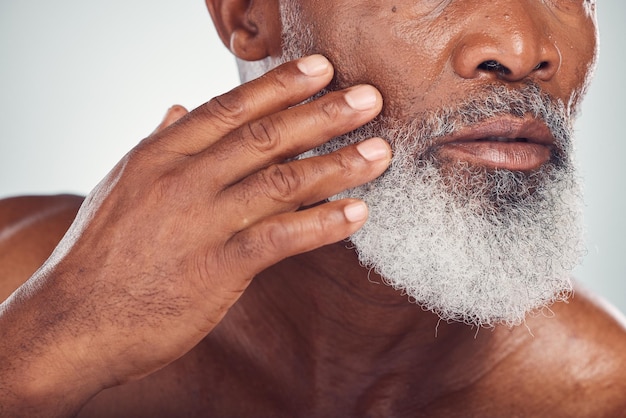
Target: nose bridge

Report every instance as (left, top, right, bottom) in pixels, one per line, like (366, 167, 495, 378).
(451, 1, 561, 82)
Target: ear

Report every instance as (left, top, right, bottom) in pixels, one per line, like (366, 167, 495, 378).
(206, 0, 282, 61)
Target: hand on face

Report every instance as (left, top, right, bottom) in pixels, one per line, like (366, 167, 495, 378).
(6, 55, 391, 403)
(257, 1, 593, 327)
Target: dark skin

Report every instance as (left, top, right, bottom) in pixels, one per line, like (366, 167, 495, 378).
(1, 0, 625, 416)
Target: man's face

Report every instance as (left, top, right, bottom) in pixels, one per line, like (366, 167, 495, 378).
(243, 0, 598, 327)
(293, 0, 597, 122)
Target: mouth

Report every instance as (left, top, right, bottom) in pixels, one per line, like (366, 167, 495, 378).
(434, 117, 556, 172)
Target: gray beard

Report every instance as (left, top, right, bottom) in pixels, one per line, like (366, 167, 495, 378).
(237, 2, 586, 327)
(303, 100, 584, 327)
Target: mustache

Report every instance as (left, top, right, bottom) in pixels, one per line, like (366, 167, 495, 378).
(356, 81, 573, 166)
(417, 81, 570, 141)
(305, 81, 574, 172)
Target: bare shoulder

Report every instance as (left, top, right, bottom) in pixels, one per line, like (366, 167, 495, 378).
(0, 194, 84, 301)
(543, 285, 626, 372)
(491, 286, 626, 417)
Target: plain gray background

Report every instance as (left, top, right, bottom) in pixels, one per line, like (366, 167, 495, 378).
(1, 2, 624, 314)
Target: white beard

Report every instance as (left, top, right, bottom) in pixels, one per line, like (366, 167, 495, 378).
(306, 109, 585, 328)
(237, 2, 586, 327)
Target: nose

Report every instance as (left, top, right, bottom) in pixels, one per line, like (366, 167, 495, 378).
(451, 6, 562, 82)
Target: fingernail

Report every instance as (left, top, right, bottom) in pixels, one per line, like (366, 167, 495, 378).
(356, 138, 390, 161)
(345, 85, 378, 111)
(344, 201, 368, 223)
(297, 55, 330, 77)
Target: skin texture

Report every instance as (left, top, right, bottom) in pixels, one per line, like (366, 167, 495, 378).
(1, 0, 625, 417)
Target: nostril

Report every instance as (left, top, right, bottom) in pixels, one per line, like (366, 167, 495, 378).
(475, 59, 551, 81)
(477, 60, 511, 75)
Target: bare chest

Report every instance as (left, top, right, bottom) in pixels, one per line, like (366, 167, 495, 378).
(76, 348, 558, 418)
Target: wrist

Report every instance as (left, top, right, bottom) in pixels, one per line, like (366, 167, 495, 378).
(0, 278, 107, 417)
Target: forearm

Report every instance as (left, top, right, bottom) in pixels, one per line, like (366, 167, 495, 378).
(0, 275, 105, 417)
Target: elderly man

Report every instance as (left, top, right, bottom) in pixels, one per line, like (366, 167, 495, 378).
(1, 0, 625, 416)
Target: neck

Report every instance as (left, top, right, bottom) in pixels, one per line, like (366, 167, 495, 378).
(250, 243, 525, 382)
(281, 243, 438, 343)
(206, 242, 534, 409)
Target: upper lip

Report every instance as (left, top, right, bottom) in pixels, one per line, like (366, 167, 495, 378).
(435, 116, 556, 148)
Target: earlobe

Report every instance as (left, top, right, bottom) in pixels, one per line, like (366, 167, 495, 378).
(230, 26, 265, 62)
(206, 0, 281, 61)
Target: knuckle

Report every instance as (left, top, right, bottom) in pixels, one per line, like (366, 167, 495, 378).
(244, 115, 284, 154)
(198, 251, 252, 296)
(330, 150, 355, 176)
(125, 142, 157, 165)
(314, 208, 339, 233)
(263, 63, 294, 93)
(109, 147, 157, 186)
(261, 210, 341, 255)
(202, 92, 247, 128)
(258, 163, 302, 203)
(232, 221, 289, 265)
(258, 218, 293, 256)
(150, 167, 190, 204)
(318, 99, 344, 121)
(233, 232, 264, 261)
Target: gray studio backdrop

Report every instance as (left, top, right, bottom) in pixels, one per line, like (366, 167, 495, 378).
(1, 1, 624, 315)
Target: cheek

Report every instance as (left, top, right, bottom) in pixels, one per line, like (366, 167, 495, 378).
(553, 23, 598, 109)
(310, 13, 457, 118)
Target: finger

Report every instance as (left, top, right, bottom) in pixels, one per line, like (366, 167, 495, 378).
(222, 199, 369, 277)
(152, 105, 189, 134)
(146, 55, 335, 156)
(220, 137, 391, 231)
(193, 83, 383, 188)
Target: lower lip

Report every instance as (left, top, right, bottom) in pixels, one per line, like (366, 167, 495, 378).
(437, 142, 552, 171)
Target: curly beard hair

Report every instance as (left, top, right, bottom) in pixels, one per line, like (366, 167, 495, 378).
(236, 1, 585, 327)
